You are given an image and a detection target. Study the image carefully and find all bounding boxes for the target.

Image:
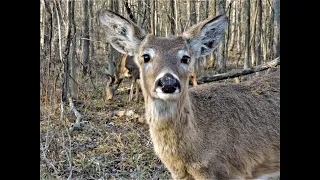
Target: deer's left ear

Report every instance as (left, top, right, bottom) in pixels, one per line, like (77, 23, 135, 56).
(183, 14, 228, 58)
(99, 10, 146, 56)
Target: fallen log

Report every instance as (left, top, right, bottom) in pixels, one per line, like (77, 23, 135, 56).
(197, 57, 280, 84)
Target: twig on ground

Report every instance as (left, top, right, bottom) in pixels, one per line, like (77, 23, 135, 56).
(61, 131, 73, 180)
(40, 142, 58, 175)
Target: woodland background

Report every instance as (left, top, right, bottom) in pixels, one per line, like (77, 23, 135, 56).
(40, 0, 280, 179)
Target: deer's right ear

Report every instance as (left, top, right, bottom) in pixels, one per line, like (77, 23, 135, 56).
(183, 14, 228, 58)
(99, 10, 146, 56)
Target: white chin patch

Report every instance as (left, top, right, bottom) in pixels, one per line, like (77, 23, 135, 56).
(155, 88, 180, 100)
(157, 92, 180, 100)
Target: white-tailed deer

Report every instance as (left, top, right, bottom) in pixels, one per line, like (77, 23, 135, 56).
(100, 10, 280, 180)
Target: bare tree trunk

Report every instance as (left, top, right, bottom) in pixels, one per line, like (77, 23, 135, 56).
(256, 0, 262, 66)
(40, 0, 44, 51)
(70, 0, 78, 99)
(135, 80, 139, 102)
(207, 53, 215, 69)
(250, 0, 258, 66)
(244, 0, 251, 69)
(262, 1, 268, 63)
(205, 0, 210, 17)
(108, 0, 120, 76)
(43, 0, 52, 58)
(124, 0, 136, 23)
(170, 0, 176, 35)
(229, 1, 236, 51)
(140, 0, 147, 29)
(82, 0, 90, 75)
(54, 0, 63, 63)
(113, 0, 120, 13)
(237, 0, 242, 53)
(223, 0, 231, 71)
(210, 0, 216, 17)
(159, 8, 163, 37)
(269, 5, 274, 60)
(178, 1, 184, 33)
(62, 0, 73, 103)
(195, 0, 201, 75)
(150, 0, 155, 35)
(146, 0, 150, 33)
(217, 0, 226, 72)
(274, 0, 280, 58)
(155, 0, 159, 36)
(195, 0, 200, 23)
(190, 0, 197, 25)
(95, 0, 101, 50)
(189, 0, 198, 75)
(137, 0, 142, 25)
(129, 78, 136, 103)
(196, 58, 201, 75)
(225, 0, 234, 67)
(187, 0, 190, 25)
(43, 0, 53, 106)
(174, 0, 178, 34)
(89, 0, 94, 61)
(208, 0, 216, 68)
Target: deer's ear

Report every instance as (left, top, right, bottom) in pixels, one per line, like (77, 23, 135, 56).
(99, 10, 146, 56)
(183, 14, 228, 58)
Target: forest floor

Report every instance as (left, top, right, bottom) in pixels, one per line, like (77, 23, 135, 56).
(40, 76, 171, 179)
(40, 59, 279, 179)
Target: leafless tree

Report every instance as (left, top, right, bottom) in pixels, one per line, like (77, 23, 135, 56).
(244, 0, 251, 69)
(274, 0, 280, 58)
(70, 0, 77, 99)
(82, 0, 90, 75)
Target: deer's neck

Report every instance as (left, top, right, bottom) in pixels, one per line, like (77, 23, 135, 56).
(145, 92, 193, 127)
(145, 92, 200, 160)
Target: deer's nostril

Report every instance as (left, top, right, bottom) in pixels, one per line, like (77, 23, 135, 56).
(157, 79, 164, 87)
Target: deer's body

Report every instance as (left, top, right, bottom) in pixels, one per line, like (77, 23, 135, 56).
(100, 10, 280, 180)
(148, 70, 279, 179)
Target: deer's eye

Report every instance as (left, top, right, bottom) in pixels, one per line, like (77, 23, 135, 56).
(142, 54, 151, 63)
(181, 56, 190, 64)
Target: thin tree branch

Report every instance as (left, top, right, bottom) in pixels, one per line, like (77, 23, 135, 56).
(124, 0, 136, 23)
(40, 142, 58, 175)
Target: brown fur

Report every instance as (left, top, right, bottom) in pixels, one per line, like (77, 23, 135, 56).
(100, 10, 280, 180)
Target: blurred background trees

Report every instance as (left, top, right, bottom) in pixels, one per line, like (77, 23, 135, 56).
(40, 0, 280, 106)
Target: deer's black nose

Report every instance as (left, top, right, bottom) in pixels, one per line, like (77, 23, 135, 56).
(156, 73, 181, 93)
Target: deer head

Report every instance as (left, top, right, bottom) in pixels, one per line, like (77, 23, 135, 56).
(99, 10, 227, 102)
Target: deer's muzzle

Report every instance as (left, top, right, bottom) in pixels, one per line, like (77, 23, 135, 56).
(155, 73, 181, 94)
